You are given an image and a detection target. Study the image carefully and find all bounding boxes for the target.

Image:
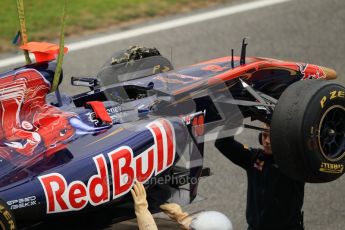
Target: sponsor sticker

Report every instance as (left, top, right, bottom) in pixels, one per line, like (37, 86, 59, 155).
(7, 196, 37, 210)
(319, 162, 344, 174)
(38, 118, 176, 214)
(320, 90, 345, 108)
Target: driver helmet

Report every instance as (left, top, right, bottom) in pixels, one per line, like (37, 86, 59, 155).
(189, 211, 233, 230)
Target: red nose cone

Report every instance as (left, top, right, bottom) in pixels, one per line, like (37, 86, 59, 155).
(20, 42, 68, 63)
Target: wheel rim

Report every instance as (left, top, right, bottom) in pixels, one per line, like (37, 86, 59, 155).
(318, 105, 345, 161)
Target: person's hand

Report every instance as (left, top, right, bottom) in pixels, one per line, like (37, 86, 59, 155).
(160, 203, 190, 222)
(160, 203, 191, 229)
(130, 182, 158, 230)
(131, 182, 148, 213)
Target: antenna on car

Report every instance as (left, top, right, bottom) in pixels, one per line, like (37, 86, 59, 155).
(240, 37, 248, 66)
(231, 49, 235, 68)
(51, 0, 68, 107)
(16, 0, 32, 64)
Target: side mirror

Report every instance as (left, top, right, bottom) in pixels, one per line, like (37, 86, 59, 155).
(71, 76, 100, 90)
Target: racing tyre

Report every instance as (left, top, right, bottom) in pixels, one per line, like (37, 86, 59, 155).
(0, 199, 16, 230)
(271, 80, 345, 182)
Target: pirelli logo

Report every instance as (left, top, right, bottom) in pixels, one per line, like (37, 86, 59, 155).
(319, 163, 344, 174)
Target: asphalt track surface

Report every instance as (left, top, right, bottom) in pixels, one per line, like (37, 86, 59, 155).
(1, 0, 345, 229)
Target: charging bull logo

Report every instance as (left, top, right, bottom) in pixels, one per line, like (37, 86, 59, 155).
(297, 63, 326, 80)
(38, 119, 176, 214)
(0, 69, 77, 159)
(0, 69, 109, 160)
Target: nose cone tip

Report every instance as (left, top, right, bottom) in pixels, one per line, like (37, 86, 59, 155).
(321, 66, 337, 80)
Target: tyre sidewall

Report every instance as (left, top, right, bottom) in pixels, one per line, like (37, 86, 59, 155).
(0, 200, 16, 230)
(301, 84, 345, 182)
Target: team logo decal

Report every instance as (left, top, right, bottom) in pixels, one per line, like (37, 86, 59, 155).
(38, 118, 176, 213)
(297, 63, 326, 80)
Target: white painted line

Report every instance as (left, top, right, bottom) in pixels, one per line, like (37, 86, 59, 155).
(0, 0, 292, 68)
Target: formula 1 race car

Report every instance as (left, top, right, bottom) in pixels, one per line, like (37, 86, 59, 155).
(0, 38, 345, 229)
